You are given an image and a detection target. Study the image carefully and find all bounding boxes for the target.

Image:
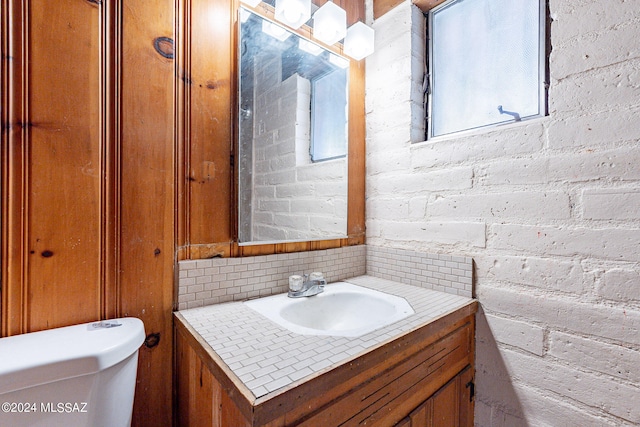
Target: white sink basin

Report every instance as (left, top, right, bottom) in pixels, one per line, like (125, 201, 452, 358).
(244, 282, 415, 337)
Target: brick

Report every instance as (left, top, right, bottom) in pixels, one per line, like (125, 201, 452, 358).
(491, 224, 640, 262)
(479, 147, 640, 186)
(475, 255, 585, 294)
(479, 284, 640, 345)
(428, 191, 571, 220)
(550, 58, 640, 115)
(366, 198, 409, 221)
(512, 383, 619, 427)
(500, 347, 640, 424)
(582, 188, 640, 220)
(598, 268, 640, 303)
(369, 167, 473, 196)
(547, 107, 640, 149)
(551, 0, 640, 48)
(484, 314, 545, 356)
(411, 122, 544, 169)
(381, 220, 486, 248)
(549, 331, 640, 384)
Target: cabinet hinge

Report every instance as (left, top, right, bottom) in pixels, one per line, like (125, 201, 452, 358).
(465, 380, 475, 402)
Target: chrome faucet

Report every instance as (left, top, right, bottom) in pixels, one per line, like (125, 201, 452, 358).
(288, 273, 326, 298)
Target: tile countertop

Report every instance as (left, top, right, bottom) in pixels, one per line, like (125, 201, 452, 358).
(176, 275, 475, 400)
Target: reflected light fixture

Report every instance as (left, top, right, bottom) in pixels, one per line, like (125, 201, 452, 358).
(240, 0, 261, 7)
(261, 20, 291, 41)
(344, 21, 375, 60)
(275, 0, 311, 29)
(299, 38, 323, 56)
(329, 53, 349, 69)
(313, 1, 346, 45)
(239, 7, 251, 23)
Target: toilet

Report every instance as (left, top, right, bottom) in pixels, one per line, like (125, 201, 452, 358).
(0, 317, 145, 427)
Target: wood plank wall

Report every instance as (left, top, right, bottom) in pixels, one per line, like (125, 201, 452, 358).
(1, 0, 365, 425)
(1, 0, 176, 424)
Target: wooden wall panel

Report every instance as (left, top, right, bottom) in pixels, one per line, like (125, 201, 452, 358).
(119, 0, 176, 424)
(3, 0, 367, 425)
(1, 0, 103, 334)
(182, 0, 235, 249)
(2, 0, 175, 424)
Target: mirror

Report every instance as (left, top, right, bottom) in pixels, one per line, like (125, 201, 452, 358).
(238, 7, 349, 245)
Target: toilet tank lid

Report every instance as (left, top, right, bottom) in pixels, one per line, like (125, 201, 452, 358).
(0, 317, 145, 395)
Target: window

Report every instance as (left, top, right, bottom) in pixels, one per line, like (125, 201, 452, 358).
(427, 0, 547, 138)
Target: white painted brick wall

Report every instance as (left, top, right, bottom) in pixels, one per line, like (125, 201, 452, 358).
(252, 70, 348, 242)
(367, 0, 640, 425)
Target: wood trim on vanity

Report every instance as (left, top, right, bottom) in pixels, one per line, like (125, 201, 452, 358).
(175, 301, 478, 426)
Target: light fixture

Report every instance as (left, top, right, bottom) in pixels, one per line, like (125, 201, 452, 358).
(240, 0, 261, 7)
(329, 53, 349, 69)
(275, 0, 311, 29)
(239, 7, 251, 23)
(299, 38, 323, 56)
(344, 21, 375, 60)
(261, 20, 291, 42)
(313, 1, 346, 46)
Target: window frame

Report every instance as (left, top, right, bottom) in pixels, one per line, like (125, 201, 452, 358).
(425, 0, 548, 140)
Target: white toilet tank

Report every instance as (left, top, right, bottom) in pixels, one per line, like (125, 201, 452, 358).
(0, 317, 145, 427)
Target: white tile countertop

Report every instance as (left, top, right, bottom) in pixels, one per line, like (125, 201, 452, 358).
(176, 275, 474, 399)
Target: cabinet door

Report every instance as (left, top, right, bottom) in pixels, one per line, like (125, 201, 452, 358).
(397, 366, 474, 427)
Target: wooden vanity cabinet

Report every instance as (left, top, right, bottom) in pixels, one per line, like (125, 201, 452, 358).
(174, 301, 477, 427)
(395, 365, 474, 427)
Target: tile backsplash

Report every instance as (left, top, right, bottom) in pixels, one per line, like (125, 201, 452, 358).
(177, 245, 366, 310)
(366, 246, 473, 298)
(177, 244, 473, 310)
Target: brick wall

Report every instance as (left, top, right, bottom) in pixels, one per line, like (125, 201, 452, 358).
(367, 1, 640, 425)
(250, 59, 348, 242)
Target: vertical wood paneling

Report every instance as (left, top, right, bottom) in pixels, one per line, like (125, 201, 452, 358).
(3, 0, 176, 423)
(1, 0, 27, 335)
(183, 0, 235, 248)
(347, 60, 366, 245)
(3, 0, 366, 424)
(119, 0, 175, 424)
(2, 0, 103, 334)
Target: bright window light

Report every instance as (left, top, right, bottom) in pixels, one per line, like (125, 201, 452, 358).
(428, 0, 546, 138)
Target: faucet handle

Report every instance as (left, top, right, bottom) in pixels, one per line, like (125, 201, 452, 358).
(289, 275, 303, 292)
(309, 272, 324, 281)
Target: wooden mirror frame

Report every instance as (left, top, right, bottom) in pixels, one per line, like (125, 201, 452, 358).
(177, 0, 365, 260)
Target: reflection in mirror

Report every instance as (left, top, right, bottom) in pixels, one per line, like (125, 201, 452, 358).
(238, 7, 349, 245)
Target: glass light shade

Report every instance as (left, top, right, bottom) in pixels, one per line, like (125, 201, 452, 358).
(313, 1, 346, 45)
(275, 0, 311, 29)
(240, 0, 261, 7)
(344, 21, 374, 60)
(239, 8, 251, 23)
(299, 38, 323, 56)
(261, 20, 291, 41)
(329, 53, 349, 69)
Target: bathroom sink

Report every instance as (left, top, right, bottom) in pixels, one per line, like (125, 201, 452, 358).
(244, 282, 415, 337)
